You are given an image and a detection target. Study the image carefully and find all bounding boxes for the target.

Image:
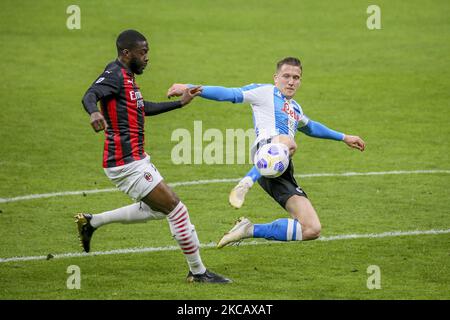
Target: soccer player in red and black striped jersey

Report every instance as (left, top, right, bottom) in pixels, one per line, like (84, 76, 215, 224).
(77, 30, 231, 283)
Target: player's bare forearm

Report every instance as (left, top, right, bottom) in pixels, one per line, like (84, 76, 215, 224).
(343, 134, 366, 151)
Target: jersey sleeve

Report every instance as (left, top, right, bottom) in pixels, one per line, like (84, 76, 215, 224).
(144, 100, 183, 116)
(81, 69, 121, 114)
(298, 118, 344, 141)
(199, 86, 244, 103)
(241, 84, 271, 105)
(88, 70, 121, 99)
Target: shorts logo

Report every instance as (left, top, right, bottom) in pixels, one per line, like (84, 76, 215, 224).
(144, 172, 153, 182)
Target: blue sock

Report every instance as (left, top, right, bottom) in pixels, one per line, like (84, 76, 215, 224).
(246, 166, 261, 183)
(253, 218, 302, 241)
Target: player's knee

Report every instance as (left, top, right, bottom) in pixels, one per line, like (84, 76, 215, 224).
(150, 194, 180, 214)
(303, 223, 321, 240)
(274, 135, 296, 156)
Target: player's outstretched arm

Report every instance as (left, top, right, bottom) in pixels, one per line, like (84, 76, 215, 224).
(144, 86, 202, 116)
(299, 119, 365, 152)
(167, 83, 244, 103)
(298, 119, 345, 141)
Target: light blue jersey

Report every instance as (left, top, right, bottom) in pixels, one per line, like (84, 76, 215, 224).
(240, 84, 309, 145)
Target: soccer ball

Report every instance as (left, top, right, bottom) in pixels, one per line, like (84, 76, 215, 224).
(254, 143, 290, 178)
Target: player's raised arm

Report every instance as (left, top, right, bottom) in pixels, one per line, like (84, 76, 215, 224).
(144, 86, 202, 116)
(298, 118, 365, 151)
(167, 83, 244, 103)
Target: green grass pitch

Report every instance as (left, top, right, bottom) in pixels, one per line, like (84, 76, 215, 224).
(0, 0, 449, 300)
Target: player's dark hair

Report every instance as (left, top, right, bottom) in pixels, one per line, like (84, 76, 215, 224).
(116, 30, 147, 55)
(276, 57, 302, 73)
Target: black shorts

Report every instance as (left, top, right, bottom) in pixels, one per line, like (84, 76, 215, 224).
(257, 159, 308, 209)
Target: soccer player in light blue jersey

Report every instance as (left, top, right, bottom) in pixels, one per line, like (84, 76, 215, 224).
(167, 57, 365, 247)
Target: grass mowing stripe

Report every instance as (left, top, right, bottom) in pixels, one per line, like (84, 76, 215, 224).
(1, 169, 449, 203)
(1, 228, 449, 264)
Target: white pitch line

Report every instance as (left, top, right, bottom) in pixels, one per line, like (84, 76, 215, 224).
(1, 169, 449, 204)
(1, 228, 449, 264)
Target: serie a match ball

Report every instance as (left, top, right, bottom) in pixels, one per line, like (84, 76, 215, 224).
(254, 143, 290, 178)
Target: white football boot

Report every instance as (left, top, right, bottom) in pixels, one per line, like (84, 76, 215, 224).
(217, 217, 254, 248)
(229, 177, 253, 209)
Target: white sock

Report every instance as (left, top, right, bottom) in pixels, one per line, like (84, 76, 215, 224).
(240, 176, 254, 188)
(90, 202, 166, 228)
(167, 202, 206, 275)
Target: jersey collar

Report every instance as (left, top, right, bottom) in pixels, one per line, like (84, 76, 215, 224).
(115, 59, 134, 77)
(274, 86, 291, 101)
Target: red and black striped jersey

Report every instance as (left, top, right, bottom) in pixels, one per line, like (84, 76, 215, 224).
(82, 60, 183, 168)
